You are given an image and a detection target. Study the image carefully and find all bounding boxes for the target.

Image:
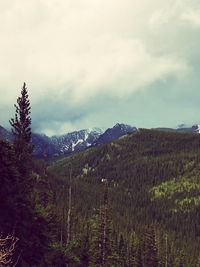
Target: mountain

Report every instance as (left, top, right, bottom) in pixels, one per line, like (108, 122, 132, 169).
(31, 133, 57, 157)
(50, 128, 102, 155)
(31, 128, 103, 157)
(94, 123, 137, 145)
(152, 127, 177, 132)
(177, 124, 200, 133)
(33, 124, 137, 157)
(153, 124, 200, 133)
(0, 126, 12, 141)
(1, 122, 200, 157)
(48, 129, 200, 265)
(0, 125, 103, 157)
(0, 124, 137, 157)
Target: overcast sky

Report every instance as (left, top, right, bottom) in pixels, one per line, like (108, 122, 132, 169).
(1, 0, 200, 135)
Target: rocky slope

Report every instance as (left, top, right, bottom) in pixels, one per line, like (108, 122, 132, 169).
(0, 123, 137, 157)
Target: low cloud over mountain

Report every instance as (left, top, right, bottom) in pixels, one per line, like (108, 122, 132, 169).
(1, 1, 200, 133)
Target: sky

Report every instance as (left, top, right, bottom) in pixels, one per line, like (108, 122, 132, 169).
(1, 0, 200, 136)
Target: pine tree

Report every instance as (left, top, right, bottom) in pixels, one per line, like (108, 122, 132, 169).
(8, 83, 49, 266)
(128, 233, 137, 267)
(137, 243, 143, 267)
(0, 141, 19, 232)
(80, 223, 90, 267)
(99, 179, 114, 266)
(88, 179, 115, 267)
(99, 179, 109, 266)
(9, 83, 33, 213)
(108, 228, 120, 266)
(144, 226, 159, 267)
(118, 233, 127, 266)
(178, 252, 185, 267)
(10, 82, 32, 154)
(196, 256, 200, 267)
(9, 83, 33, 192)
(88, 214, 101, 267)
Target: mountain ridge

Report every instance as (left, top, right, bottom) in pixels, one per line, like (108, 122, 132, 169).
(1, 123, 200, 157)
(0, 123, 137, 157)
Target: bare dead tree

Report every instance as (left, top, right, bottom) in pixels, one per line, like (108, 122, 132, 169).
(67, 165, 72, 245)
(100, 178, 109, 267)
(0, 234, 19, 267)
(60, 185, 64, 246)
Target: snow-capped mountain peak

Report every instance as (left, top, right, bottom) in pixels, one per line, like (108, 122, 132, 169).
(5, 121, 200, 158)
(176, 124, 200, 134)
(49, 128, 103, 155)
(192, 124, 200, 133)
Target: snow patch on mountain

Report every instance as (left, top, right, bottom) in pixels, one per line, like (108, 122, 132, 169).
(6, 122, 200, 157)
(192, 125, 200, 133)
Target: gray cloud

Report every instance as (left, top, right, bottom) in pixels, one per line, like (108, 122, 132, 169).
(0, 0, 200, 134)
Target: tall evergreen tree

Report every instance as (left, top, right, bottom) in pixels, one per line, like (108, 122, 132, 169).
(0, 141, 19, 232)
(8, 83, 48, 266)
(9, 82, 33, 191)
(88, 214, 101, 267)
(144, 226, 159, 267)
(99, 179, 109, 266)
(137, 243, 143, 267)
(196, 257, 200, 267)
(128, 233, 137, 267)
(10, 82, 32, 153)
(10, 83, 31, 140)
(118, 233, 127, 267)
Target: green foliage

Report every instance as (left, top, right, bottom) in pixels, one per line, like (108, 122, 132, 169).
(9, 82, 31, 145)
(144, 227, 159, 267)
(0, 84, 53, 266)
(150, 177, 200, 213)
(0, 141, 19, 232)
(48, 129, 200, 266)
(2, 101, 200, 267)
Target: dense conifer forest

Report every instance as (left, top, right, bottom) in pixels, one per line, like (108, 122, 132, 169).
(0, 86, 200, 266)
(48, 129, 200, 266)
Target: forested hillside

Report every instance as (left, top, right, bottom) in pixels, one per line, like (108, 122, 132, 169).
(48, 129, 200, 266)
